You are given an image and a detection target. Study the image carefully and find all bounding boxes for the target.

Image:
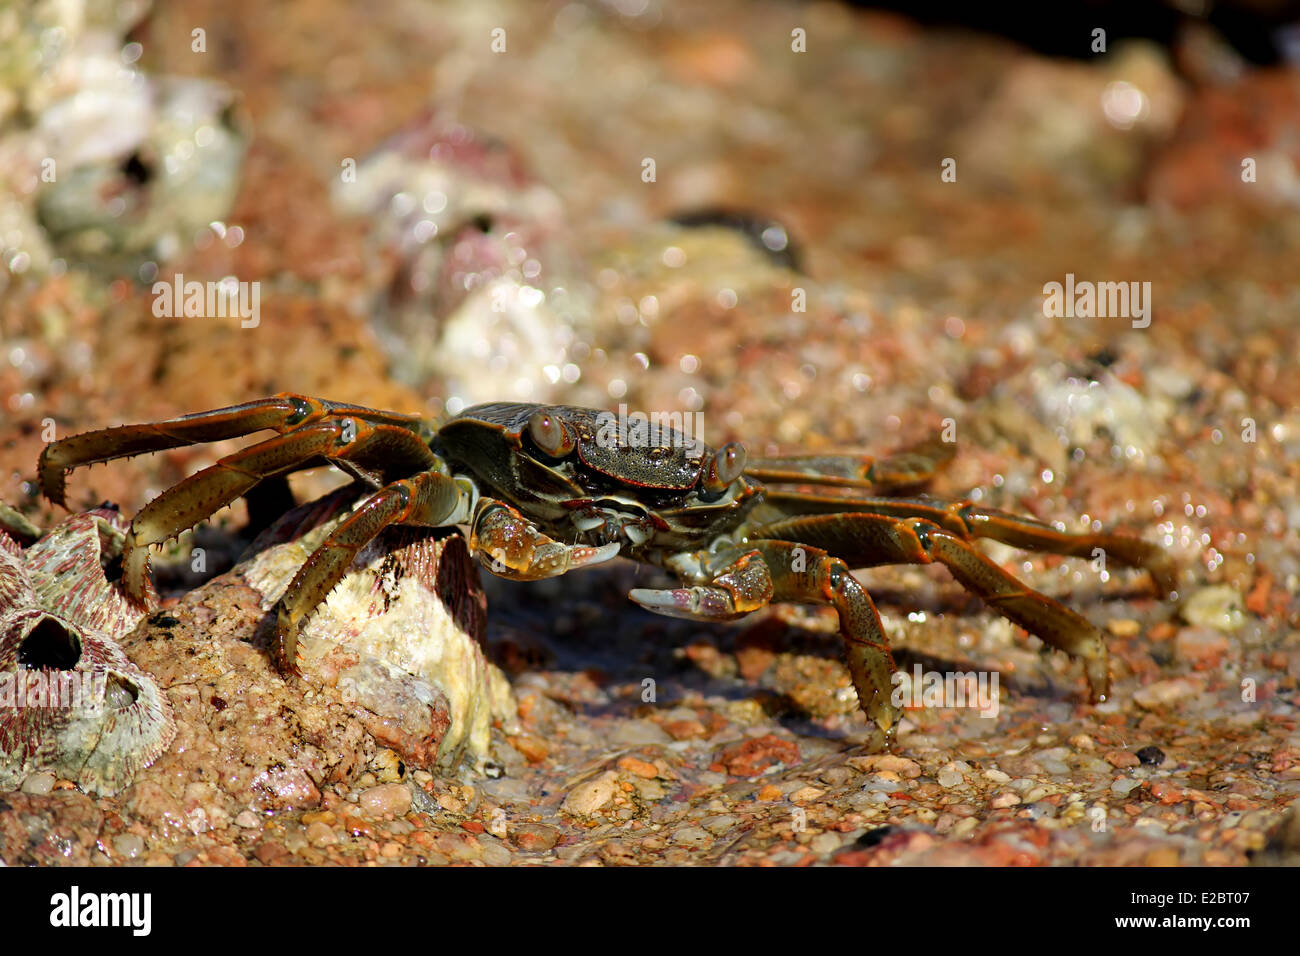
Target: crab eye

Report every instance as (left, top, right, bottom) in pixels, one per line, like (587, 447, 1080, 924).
(703, 441, 747, 494)
(527, 408, 574, 457)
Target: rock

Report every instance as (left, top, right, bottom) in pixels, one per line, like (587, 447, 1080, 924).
(848, 754, 922, 778)
(562, 771, 619, 816)
(1180, 586, 1246, 632)
(717, 735, 800, 777)
(1135, 746, 1166, 766)
(20, 772, 55, 795)
(1134, 677, 1202, 710)
(358, 783, 412, 819)
(1174, 627, 1232, 668)
(1104, 750, 1141, 769)
(508, 823, 560, 852)
(672, 826, 711, 846)
(305, 821, 336, 847)
(112, 833, 144, 859)
(617, 756, 659, 779)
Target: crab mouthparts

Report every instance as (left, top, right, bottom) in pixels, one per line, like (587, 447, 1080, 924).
(570, 507, 654, 548)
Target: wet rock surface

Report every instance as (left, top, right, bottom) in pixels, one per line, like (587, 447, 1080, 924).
(1, 0, 1298, 865)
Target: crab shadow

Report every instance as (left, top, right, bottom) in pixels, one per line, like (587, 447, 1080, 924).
(476, 561, 1142, 735)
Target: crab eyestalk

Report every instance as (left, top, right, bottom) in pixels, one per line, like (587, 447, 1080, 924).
(702, 441, 747, 496)
(527, 408, 576, 457)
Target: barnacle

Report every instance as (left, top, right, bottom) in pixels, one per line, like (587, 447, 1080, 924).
(0, 508, 174, 796)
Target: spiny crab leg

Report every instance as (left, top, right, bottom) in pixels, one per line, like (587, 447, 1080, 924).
(757, 492, 1177, 597)
(753, 539, 900, 739)
(629, 543, 901, 739)
(755, 512, 1113, 702)
(275, 469, 464, 675)
(470, 501, 619, 580)
(39, 392, 428, 507)
(119, 418, 439, 604)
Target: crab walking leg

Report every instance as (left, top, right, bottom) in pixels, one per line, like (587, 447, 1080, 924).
(38, 392, 429, 506)
(470, 501, 620, 581)
(274, 469, 465, 676)
(755, 513, 1113, 701)
(744, 437, 954, 492)
(756, 539, 901, 737)
(757, 492, 1176, 596)
(630, 542, 899, 734)
(119, 419, 441, 603)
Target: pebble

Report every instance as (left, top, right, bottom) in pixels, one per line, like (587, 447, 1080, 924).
(113, 833, 144, 859)
(990, 792, 1021, 809)
(306, 821, 336, 847)
(617, 756, 659, 779)
(952, 817, 978, 837)
(1174, 627, 1232, 667)
(480, 841, 512, 865)
(1112, 778, 1143, 796)
(1134, 677, 1200, 710)
(861, 774, 902, 793)
(1180, 586, 1245, 632)
(1104, 750, 1140, 769)
(21, 772, 55, 795)
(672, 826, 712, 846)
(1136, 745, 1166, 766)
(563, 772, 619, 816)
(508, 823, 560, 851)
(700, 814, 739, 835)
(756, 784, 783, 801)
(1106, 618, 1141, 637)
(358, 783, 412, 818)
(847, 754, 922, 778)
(983, 769, 1012, 784)
(937, 770, 964, 788)
(810, 832, 841, 854)
(235, 810, 261, 828)
(609, 719, 672, 746)
(789, 786, 824, 804)
(718, 735, 800, 776)
(819, 767, 855, 787)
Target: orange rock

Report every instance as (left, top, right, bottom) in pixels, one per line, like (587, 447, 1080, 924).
(508, 734, 549, 763)
(663, 719, 707, 740)
(718, 734, 800, 777)
(617, 756, 659, 779)
(1104, 750, 1141, 769)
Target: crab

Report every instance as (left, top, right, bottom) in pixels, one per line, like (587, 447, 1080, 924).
(37, 394, 1176, 740)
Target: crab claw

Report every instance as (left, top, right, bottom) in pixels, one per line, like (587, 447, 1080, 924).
(629, 585, 745, 621)
(472, 501, 620, 580)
